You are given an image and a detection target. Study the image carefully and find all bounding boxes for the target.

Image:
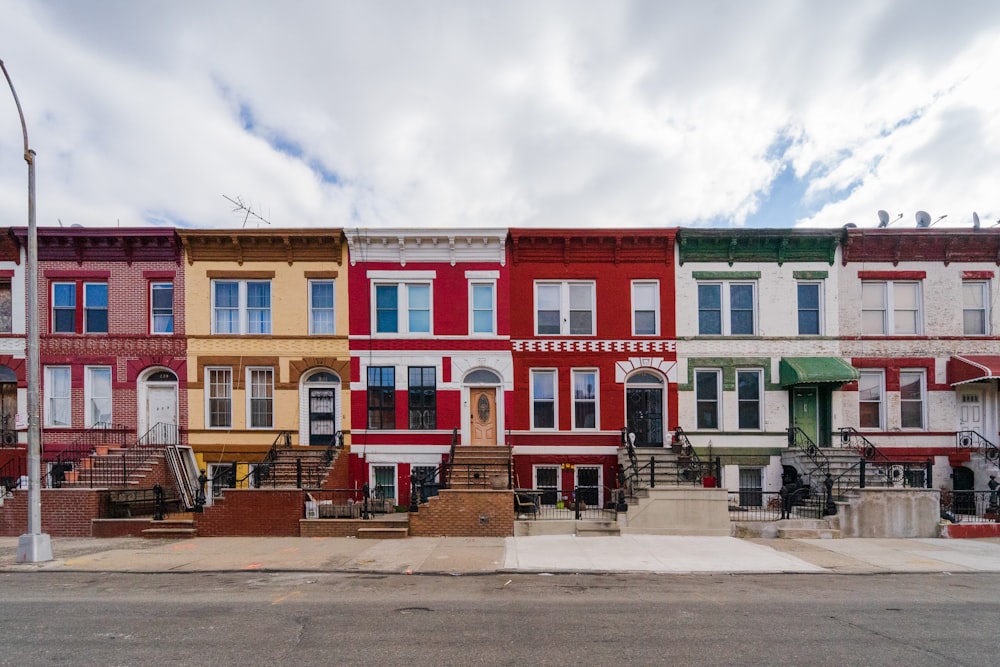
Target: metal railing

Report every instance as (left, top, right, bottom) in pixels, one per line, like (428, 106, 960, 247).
(838, 427, 893, 465)
(47, 423, 178, 489)
(305, 486, 393, 519)
(786, 426, 830, 477)
(514, 485, 619, 521)
(727, 489, 824, 521)
(956, 430, 1000, 465)
(941, 489, 1000, 524)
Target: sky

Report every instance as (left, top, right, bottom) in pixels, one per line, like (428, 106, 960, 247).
(1, 0, 999, 232)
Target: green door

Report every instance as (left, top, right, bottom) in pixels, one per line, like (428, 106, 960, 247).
(792, 387, 819, 446)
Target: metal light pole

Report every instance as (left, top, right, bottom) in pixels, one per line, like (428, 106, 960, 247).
(2, 58, 52, 563)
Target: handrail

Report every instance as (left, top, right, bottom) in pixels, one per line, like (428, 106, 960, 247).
(673, 426, 709, 485)
(956, 430, 1000, 464)
(786, 426, 830, 476)
(0, 456, 25, 490)
(837, 427, 892, 465)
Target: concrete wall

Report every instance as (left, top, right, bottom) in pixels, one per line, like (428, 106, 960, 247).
(837, 487, 940, 538)
(621, 487, 730, 536)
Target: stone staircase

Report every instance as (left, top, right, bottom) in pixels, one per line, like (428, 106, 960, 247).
(781, 447, 867, 497)
(619, 447, 706, 491)
(60, 446, 164, 488)
(255, 447, 338, 488)
(447, 446, 511, 489)
(141, 514, 198, 539)
(775, 518, 841, 539)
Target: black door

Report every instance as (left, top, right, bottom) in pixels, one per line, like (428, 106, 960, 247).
(952, 467, 976, 514)
(308, 388, 337, 446)
(627, 388, 663, 446)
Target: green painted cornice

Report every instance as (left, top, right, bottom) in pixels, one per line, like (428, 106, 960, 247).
(677, 229, 841, 266)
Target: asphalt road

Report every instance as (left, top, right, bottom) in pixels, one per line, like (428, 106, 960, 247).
(1, 571, 997, 666)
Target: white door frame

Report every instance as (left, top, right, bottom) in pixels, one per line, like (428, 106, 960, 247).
(137, 368, 179, 439)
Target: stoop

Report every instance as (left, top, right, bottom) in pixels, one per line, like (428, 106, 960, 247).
(775, 519, 840, 539)
(575, 520, 621, 537)
(357, 527, 409, 539)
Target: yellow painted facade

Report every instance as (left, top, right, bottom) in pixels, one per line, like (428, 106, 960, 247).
(178, 229, 350, 464)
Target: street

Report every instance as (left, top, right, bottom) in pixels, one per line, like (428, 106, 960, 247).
(1, 571, 996, 666)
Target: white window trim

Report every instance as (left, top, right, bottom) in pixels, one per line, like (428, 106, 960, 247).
(84, 365, 113, 428)
(533, 464, 561, 503)
(371, 281, 434, 336)
(962, 280, 990, 336)
(468, 279, 497, 336)
(697, 281, 757, 335)
(205, 366, 233, 430)
(694, 368, 722, 430)
(858, 370, 885, 430)
(246, 367, 274, 430)
(736, 368, 763, 431)
(570, 368, 599, 431)
(308, 279, 336, 335)
(534, 280, 596, 336)
(44, 365, 72, 428)
(796, 281, 824, 335)
(899, 369, 927, 431)
(149, 282, 174, 335)
(861, 280, 922, 336)
(631, 280, 660, 337)
(530, 369, 558, 431)
(210, 279, 272, 335)
(369, 463, 399, 505)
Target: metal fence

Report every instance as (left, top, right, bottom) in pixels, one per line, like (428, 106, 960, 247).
(941, 490, 1000, 524)
(514, 486, 619, 521)
(727, 490, 828, 521)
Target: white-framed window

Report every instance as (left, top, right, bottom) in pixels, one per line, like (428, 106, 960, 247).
(84, 365, 112, 427)
(51, 281, 108, 334)
(697, 282, 755, 335)
(374, 282, 431, 334)
(571, 369, 598, 429)
(861, 281, 921, 335)
(797, 282, 822, 335)
(736, 369, 762, 430)
(212, 279, 271, 334)
(899, 370, 925, 430)
(695, 369, 721, 429)
(206, 367, 233, 429)
(963, 280, 989, 336)
(371, 464, 397, 505)
(308, 279, 336, 335)
(535, 281, 595, 336)
(150, 282, 174, 334)
(534, 465, 560, 505)
(247, 367, 274, 429)
(632, 281, 659, 336)
(44, 366, 71, 428)
(83, 283, 109, 334)
(858, 370, 884, 429)
(470, 281, 496, 335)
(530, 369, 557, 429)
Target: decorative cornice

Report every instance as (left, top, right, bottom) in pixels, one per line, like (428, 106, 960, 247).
(345, 228, 508, 267)
(841, 228, 1000, 266)
(508, 229, 676, 266)
(10, 227, 182, 266)
(177, 229, 343, 266)
(676, 229, 841, 266)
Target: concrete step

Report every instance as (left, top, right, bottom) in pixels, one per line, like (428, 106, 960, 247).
(775, 519, 840, 539)
(576, 521, 621, 537)
(142, 519, 197, 539)
(357, 527, 409, 539)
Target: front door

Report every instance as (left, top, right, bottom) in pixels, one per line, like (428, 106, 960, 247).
(575, 466, 601, 507)
(792, 387, 819, 446)
(952, 466, 976, 514)
(958, 387, 985, 435)
(626, 388, 663, 447)
(470, 388, 497, 446)
(308, 388, 337, 446)
(146, 385, 177, 443)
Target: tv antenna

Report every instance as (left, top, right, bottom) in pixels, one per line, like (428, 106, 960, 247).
(973, 212, 981, 229)
(876, 210, 902, 227)
(223, 194, 271, 228)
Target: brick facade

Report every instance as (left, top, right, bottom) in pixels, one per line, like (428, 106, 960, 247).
(408, 489, 514, 537)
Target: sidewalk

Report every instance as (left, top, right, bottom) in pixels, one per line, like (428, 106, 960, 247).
(2, 535, 1000, 575)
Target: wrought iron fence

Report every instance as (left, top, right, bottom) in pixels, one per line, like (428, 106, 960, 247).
(305, 487, 394, 518)
(941, 489, 1000, 524)
(514, 485, 618, 521)
(727, 490, 826, 521)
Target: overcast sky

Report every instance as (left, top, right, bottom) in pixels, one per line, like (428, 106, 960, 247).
(1, 1, 999, 232)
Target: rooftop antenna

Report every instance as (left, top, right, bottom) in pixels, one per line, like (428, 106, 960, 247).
(929, 214, 947, 226)
(877, 210, 903, 227)
(915, 210, 932, 228)
(223, 194, 271, 228)
(973, 212, 981, 229)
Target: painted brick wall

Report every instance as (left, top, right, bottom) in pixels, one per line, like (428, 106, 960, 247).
(408, 489, 514, 537)
(0, 489, 104, 537)
(195, 489, 305, 536)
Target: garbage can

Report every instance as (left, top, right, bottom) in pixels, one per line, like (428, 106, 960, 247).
(702, 476, 717, 488)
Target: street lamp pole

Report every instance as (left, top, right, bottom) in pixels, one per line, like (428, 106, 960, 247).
(2, 58, 52, 563)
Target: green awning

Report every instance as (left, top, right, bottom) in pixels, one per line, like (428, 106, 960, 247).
(779, 357, 858, 387)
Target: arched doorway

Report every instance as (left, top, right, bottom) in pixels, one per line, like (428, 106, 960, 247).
(300, 370, 341, 446)
(625, 371, 664, 447)
(138, 369, 178, 444)
(464, 369, 502, 446)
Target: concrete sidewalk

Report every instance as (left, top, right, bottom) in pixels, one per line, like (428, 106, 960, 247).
(2, 535, 1000, 575)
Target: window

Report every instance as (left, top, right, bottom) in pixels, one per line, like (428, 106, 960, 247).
(44, 366, 71, 427)
(0, 280, 11, 333)
(858, 370, 884, 429)
(51, 281, 108, 334)
(470, 282, 496, 334)
(374, 283, 431, 334)
(372, 464, 397, 505)
(572, 370, 597, 429)
(963, 281, 989, 335)
(899, 370, 925, 429)
(309, 280, 336, 335)
(797, 283, 821, 335)
(535, 282, 595, 335)
(212, 280, 271, 334)
(150, 282, 174, 334)
(206, 367, 232, 428)
(736, 369, 762, 430)
(695, 370, 721, 429)
(408, 367, 436, 429)
(247, 368, 274, 429)
(367, 366, 395, 429)
(534, 466, 560, 505)
(531, 370, 556, 429)
(738, 467, 763, 507)
(85, 366, 112, 427)
(632, 281, 659, 336)
(861, 281, 920, 335)
(698, 283, 755, 335)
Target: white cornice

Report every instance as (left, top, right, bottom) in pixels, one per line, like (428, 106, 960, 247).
(346, 228, 508, 267)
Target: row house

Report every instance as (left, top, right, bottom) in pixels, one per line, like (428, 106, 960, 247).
(12, 227, 187, 462)
(0, 232, 26, 479)
(177, 229, 349, 489)
(508, 229, 678, 508)
(345, 228, 510, 507)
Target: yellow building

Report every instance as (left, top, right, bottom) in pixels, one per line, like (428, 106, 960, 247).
(178, 229, 350, 482)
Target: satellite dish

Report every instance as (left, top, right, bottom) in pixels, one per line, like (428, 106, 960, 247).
(877, 210, 889, 227)
(843, 223, 857, 229)
(70, 223, 83, 228)
(915, 210, 932, 228)
(973, 212, 981, 229)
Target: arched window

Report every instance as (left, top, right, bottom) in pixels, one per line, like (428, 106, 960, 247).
(465, 369, 500, 384)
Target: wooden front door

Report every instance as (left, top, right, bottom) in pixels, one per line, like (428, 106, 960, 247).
(470, 388, 497, 446)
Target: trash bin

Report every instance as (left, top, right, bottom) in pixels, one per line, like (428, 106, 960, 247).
(702, 476, 717, 488)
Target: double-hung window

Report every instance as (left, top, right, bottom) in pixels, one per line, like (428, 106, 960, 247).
(535, 281, 595, 335)
(212, 280, 271, 334)
(470, 282, 496, 334)
(0, 279, 11, 333)
(308, 280, 336, 335)
(52, 281, 108, 334)
(408, 367, 436, 429)
(697, 282, 755, 335)
(85, 366, 112, 427)
(899, 370, 925, 429)
(963, 281, 989, 335)
(571, 370, 597, 429)
(531, 370, 556, 429)
(695, 370, 721, 429)
(858, 370, 884, 429)
(367, 367, 395, 429)
(797, 283, 821, 335)
(150, 282, 174, 334)
(736, 369, 762, 430)
(632, 281, 659, 336)
(374, 283, 431, 334)
(44, 366, 72, 428)
(247, 368, 274, 429)
(206, 367, 233, 429)
(861, 281, 921, 335)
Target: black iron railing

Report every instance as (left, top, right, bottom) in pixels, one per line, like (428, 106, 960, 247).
(514, 485, 619, 521)
(956, 430, 1000, 465)
(410, 428, 459, 511)
(941, 489, 999, 523)
(786, 426, 830, 477)
(305, 487, 393, 519)
(727, 489, 824, 521)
